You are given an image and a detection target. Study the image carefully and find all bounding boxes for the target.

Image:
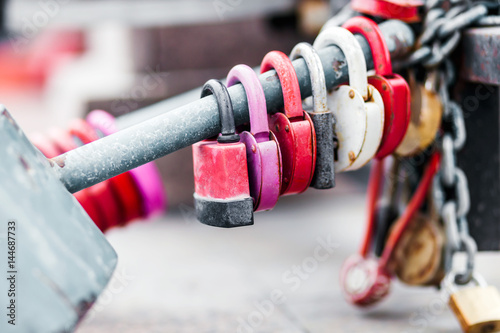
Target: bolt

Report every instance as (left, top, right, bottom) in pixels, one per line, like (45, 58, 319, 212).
(275, 124, 280, 132)
(382, 83, 388, 91)
(349, 151, 356, 162)
(251, 145, 257, 153)
(285, 125, 290, 132)
(349, 90, 355, 99)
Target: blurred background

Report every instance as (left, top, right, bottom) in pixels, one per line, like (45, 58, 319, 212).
(1, 0, 345, 207)
(3, 0, 499, 332)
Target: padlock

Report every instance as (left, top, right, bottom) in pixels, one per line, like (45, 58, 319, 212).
(340, 254, 392, 307)
(261, 51, 316, 195)
(290, 42, 335, 189)
(226, 64, 282, 211)
(341, 152, 441, 306)
(47, 126, 105, 230)
(389, 212, 445, 286)
(313, 27, 385, 171)
(379, 153, 441, 272)
(86, 110, 166, 220)
(340, 159, 392, 306)
(69, 119, 123, 231)
(192, 79, 254, 227)
(350, 0, 424, 23)
(343, 16, 411, 159)
(85, 112, 145, 224)
(396, 71, 443, 156)
(444, 272, 500, 333)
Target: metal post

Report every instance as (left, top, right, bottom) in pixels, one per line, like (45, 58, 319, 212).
(51, 20, 415, 194)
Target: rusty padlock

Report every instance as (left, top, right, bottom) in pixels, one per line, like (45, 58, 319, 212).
(343, 16, 411, 159)
(192, 79, 253, 228)
(350, 0, 424, 23)
(313, 27, 385, 172)
(261, 51, 317, 196)
(290, 42, 335, 189)
(389, 212, 445, 286)
(226, 64, 282, 212)
(396, 70, 443, 156)
(444, 271, 500, 333)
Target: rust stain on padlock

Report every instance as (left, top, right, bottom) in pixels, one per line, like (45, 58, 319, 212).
(390, 213, 445, 286)
(395, 78, 442, 157)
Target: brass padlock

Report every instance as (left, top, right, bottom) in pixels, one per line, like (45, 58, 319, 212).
(444, 272, 500, 333)
(389, 212, 445, 286)
(395, 70, 443, 156)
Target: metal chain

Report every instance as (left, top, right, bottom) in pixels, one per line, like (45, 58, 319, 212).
(395, 0, 496, 69)
(393, 0, 497, 286)
(433, 68, 477, 286)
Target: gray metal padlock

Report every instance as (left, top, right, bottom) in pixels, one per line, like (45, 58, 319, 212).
(290, 42, 335, 189)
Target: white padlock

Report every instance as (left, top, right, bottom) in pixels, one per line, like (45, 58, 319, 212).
(313, 27, 385, 171)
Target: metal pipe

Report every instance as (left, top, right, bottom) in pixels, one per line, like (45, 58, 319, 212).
(51, 20, 415, 194)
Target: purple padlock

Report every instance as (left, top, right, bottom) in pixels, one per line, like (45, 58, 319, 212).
(227, 64, 282, 211)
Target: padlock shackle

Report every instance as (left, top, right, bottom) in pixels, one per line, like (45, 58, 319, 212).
(290, 42, 329, 114)
(227, 65, 270, 141)
(379, 152, 441, 269)
(343, 16, 393, 77)
(260, 51, 304, 119)
(360, 158, 385, 257)
(313, 27, 369, 100)
(201, 80, 240, 144)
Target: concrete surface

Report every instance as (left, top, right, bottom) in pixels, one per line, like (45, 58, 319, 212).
(76, 175, 500, 333)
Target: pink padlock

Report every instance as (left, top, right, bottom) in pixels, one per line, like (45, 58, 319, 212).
(227, 64, 282, 212)
(86, 110, 167, 218)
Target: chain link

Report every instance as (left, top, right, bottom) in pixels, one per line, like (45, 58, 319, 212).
(395, 0, 496, 70)
(434, 66, 476, 285)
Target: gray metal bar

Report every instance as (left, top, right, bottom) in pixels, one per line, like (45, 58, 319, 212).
(51, 20, 415, 194)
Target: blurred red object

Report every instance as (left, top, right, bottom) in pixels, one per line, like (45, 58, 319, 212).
(0, 29, 85, 89)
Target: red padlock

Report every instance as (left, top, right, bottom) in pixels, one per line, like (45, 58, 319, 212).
(69, 119, 123, 231)
(261, 51, 316, 195)
(192, 79, 254, 228)
(46, 127, 105, 229)
(343, 16, 411, 159)
(350, 0, 424, 23)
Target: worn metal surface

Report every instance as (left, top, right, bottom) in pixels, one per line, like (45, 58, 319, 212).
(395, 81, 443, 157)
(461, 27, 500, 85)
(454, 82, 500, 251)
(0, 108, 117, 333)
(50, 20, 415, 194)
(454, 27, 500, 251)
(290, 42, 335, 190)
(194, 195, 254, 228)
(308, 112, 336, 188)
